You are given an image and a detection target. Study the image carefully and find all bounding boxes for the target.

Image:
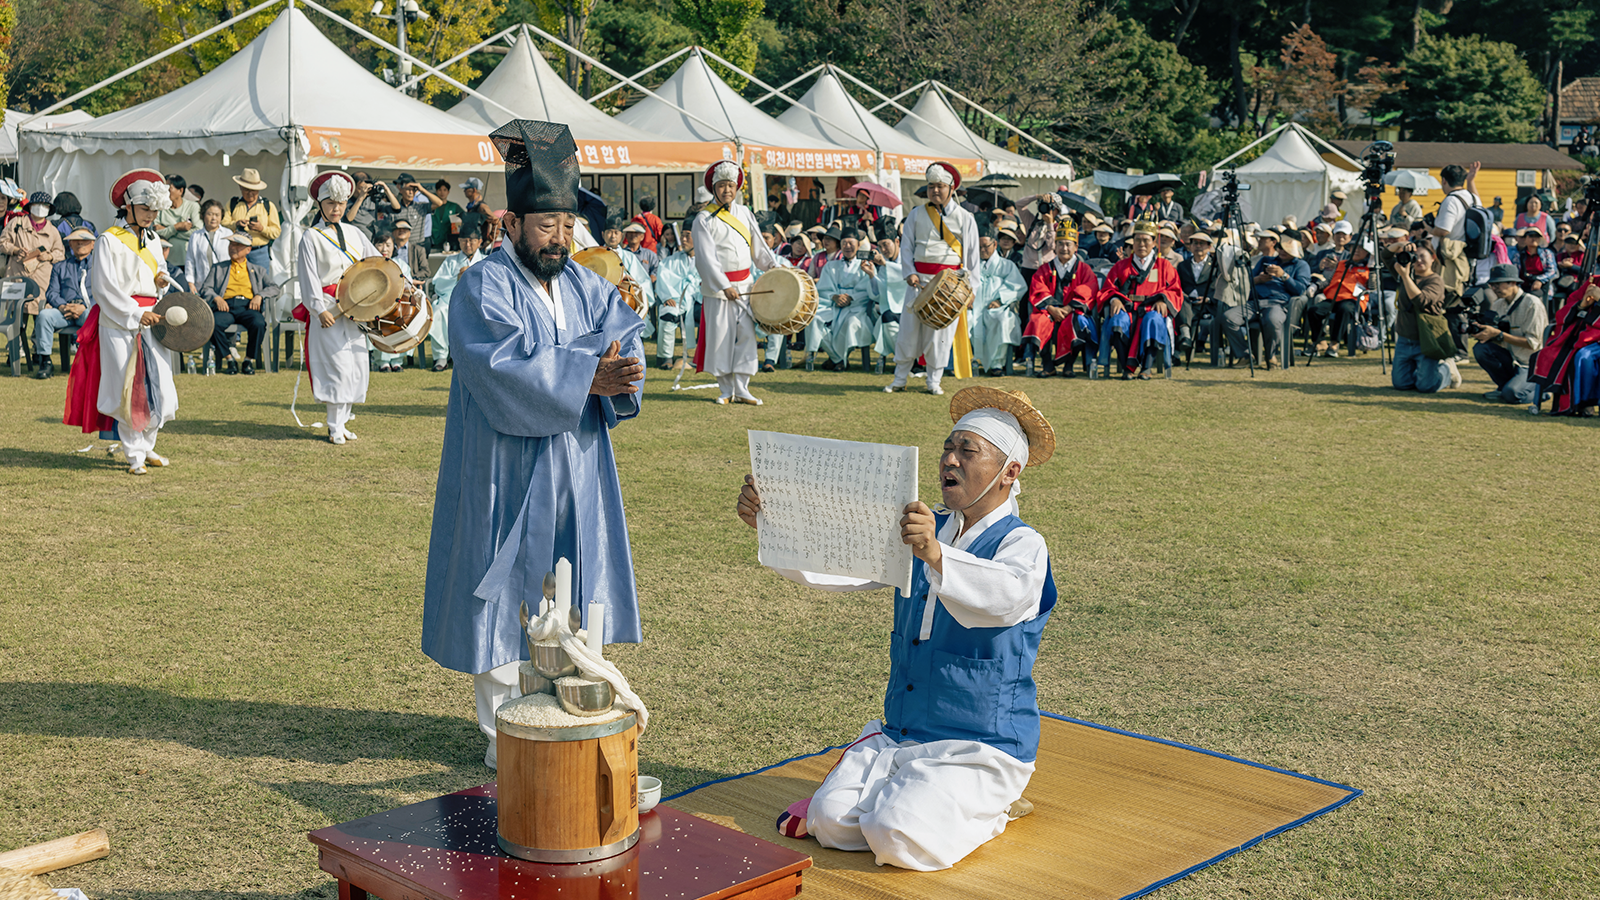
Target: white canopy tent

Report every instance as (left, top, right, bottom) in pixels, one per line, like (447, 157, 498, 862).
(890, 86, 1073, 200)
(614, 49, 870, 180)
(2, 109, 94, 164)
(775, 67, 980, 200)
(20, 7, 500, 229)
(445, 26, 724, 174)
(1212, 123, 1362, 227)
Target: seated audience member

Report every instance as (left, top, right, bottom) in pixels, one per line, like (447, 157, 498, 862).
(1391, 242, 1450, 393)
(1094, 221, 1183, 378)
(738, 386, 1058, 873)
(197, 232, 277, 374)
(51, 192, 96, 239)
(1388, 188, 1424, 230)
(1177, 229, 1252, 364)
(969, 227, 1028, 376)
(1471, 263, 1548, 404)
(1554, 234, 1584, 298)
(427, 221, 487, 372)
(1250, 234, 1311, 369)
(1309, 241, 1372, 356)
(814, 228, 881, 371)
(1511, 227, 1557, 306)
(3, 191, 66, 293)
(185, 199, 234, 292)
(1021, 222, 1095, 376)
(30, 226, 97, 379)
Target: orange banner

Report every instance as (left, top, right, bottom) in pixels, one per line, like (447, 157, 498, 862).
(303, 126, 735, 173)
(746, 145, 875, 175)
(882, 153, 985, 177)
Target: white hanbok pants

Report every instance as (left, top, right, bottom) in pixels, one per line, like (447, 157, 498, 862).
(98, 326, 177, 468)
(809, 721, 1034, 871)
(474, 659, 522, 769)
(889, 314, 958, 393)
(700, 284, 759, 378)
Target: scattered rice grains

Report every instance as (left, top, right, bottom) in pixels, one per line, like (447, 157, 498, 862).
(497, 690, 626, 729)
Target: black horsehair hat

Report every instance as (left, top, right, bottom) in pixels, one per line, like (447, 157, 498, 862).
(491, 119, 581, 216)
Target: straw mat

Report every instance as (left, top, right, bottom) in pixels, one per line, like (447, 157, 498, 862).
(665, 713, 1359, 900)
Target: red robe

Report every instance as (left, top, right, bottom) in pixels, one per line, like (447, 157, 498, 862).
(1095, 256, 1183, 372)
(1024, 259, 1099, 358)
(1531, 275, 1600, 414)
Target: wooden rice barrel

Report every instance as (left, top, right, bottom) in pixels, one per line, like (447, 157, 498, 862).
(496, 696, 640, 864)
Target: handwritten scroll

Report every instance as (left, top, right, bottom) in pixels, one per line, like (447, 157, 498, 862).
(749, 430, 919, 595)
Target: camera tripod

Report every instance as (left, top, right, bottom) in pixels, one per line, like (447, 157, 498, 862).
(1194, 172, 1256, 377)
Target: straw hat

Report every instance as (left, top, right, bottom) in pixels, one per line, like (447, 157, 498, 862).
(232, 168, 268, 191)
(948, 387, 1055, 467)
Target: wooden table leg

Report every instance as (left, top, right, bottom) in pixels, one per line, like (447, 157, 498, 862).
(337, 878, 367, 900)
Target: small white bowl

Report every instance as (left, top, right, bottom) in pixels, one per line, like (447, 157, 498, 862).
(637, 775, 662, 813)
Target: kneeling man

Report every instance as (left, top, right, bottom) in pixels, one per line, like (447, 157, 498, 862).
(735, 386, 1056, 871)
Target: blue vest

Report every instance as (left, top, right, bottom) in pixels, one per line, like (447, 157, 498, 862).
(882, 513, 1056, 762)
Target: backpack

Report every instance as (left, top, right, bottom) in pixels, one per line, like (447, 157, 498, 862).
(1450, 190, 1493, 260)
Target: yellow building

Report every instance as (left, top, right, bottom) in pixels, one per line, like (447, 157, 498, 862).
(1324, 141, 1584, 219)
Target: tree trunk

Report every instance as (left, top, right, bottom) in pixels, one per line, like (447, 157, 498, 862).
(1552, 59, 1564, 149)
(1411, 0, 1423, 48)
(1230, 11, 1247, 128)
(1172, 0, 1201, 49)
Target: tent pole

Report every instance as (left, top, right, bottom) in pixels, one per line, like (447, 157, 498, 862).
(930, 80, 1073, 165)
(1212, 122, 1286, 170)
(1288, 122, 1363, 169)
(834, 69, 985, 164)
(586, 46, 693, 103)
(820, 65, 884, 176)
(520, 27, 738, 142)
(300, 0, 525, 123)
(396, 24, 519, 92)
(867, 81, 927, 114)
(15, 0, 283, 128)
(750, 64, 825, 106)
(697, 47, 880, 153)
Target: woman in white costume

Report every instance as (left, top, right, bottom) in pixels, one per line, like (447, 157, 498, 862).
(296, 172, 379, 444)
(690, 161, 779, 405)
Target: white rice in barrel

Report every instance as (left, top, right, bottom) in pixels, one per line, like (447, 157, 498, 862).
(497, 690, 626, 729)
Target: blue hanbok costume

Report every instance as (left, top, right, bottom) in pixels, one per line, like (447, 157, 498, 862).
(423, 247, 646, 675)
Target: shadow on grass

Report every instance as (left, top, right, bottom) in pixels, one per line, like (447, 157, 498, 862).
(0, 682, 482, 769)
(159, 419, 320, 440)
(237, 400, 446, 418)
(1237, 378, 1600, 421)
(0, 448, 117, 470)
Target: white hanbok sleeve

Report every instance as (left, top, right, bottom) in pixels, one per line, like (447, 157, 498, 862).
(692, 213, 730, 295)
(898, 208, 919, 278)
(960, 209, 980, 275)
(925, 526, 1049, 629)
(998, 259, 1026, 304)
(296, 229, 330, 315)
(90, 234, 147, 332)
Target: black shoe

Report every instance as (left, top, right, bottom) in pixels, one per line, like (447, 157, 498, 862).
(434, 361, 451, 372)
(226, 359, 239, 375)
(241, 360, 255, 375)
(32, 357, 53, 379)
(760, 362, 775, 373)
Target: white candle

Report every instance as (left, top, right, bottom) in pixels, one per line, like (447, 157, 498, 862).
(556, 557, 573, 631)
(587, 603, 605, 657)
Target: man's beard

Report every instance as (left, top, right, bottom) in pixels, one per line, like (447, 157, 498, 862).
(513, 231, 569, 281)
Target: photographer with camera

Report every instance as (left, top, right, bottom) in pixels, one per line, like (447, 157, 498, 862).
(1016, 192, 1062, 280)
(1390, 242, 1451, 392)
(1470, 263, 1548, 403)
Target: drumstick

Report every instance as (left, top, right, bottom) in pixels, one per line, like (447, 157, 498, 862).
(738, 290, 774, 297)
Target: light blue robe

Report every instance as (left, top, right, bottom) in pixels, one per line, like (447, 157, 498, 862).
(876, 258, 907, 358)
(429, 249, 487, 364)
(816, 257, 881, 362)
(372, 251, 414, 366)
(617, 247, 657, 340)
(654, 250, 700, 361)
(423, 249, 646, 674)
(970, 254, 1026, 370)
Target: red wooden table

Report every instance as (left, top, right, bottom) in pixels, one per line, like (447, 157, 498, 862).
(309, 782, 811, 900)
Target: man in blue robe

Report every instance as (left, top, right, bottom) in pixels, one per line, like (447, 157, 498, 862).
(423, 120, 647, 769)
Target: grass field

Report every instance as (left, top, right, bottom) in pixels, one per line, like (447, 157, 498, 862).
(1, 346, 1596, 899)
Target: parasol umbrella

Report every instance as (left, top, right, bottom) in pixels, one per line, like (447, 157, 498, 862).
(1056, 190, 1104, 215)
(844, 181, 905, 209)
(1127, 173, 1184, 196)
(971, 173, 1021, 190)
(1383, 170, 1442, 195)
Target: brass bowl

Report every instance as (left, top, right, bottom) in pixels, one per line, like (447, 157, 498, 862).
(519, 662, 553, 696)
(555, 676, 615, 717)
(532, 642, 577, 680)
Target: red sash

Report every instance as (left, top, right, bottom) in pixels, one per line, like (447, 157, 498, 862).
(62, 295, 158, 434)
(693, 302, 707, 373)
(914, 262, 961, 275)
(725, 269, 751, 282)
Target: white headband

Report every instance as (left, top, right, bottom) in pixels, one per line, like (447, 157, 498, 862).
(925, 164, 954, 186)
(711, 161, 741, 186)
(318, 174, 354, 202)
(125, 180, 171, 212)
(952, 408, 1029, 507)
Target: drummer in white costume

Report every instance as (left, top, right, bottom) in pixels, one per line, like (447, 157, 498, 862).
(738, 386, 1058, 871)
(296, 171, 379, 444)
(691, 161, 779, 405)
(885, 162, 978, 396)
(63, 169, 179, 474)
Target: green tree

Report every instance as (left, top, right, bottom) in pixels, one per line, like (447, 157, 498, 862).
(0, 0, 14, 113)
(672, 0, 763, 88)
(1382, 33, 1544, 141)
(583, 0, 693, 103)
(8, 0, 185, 114)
